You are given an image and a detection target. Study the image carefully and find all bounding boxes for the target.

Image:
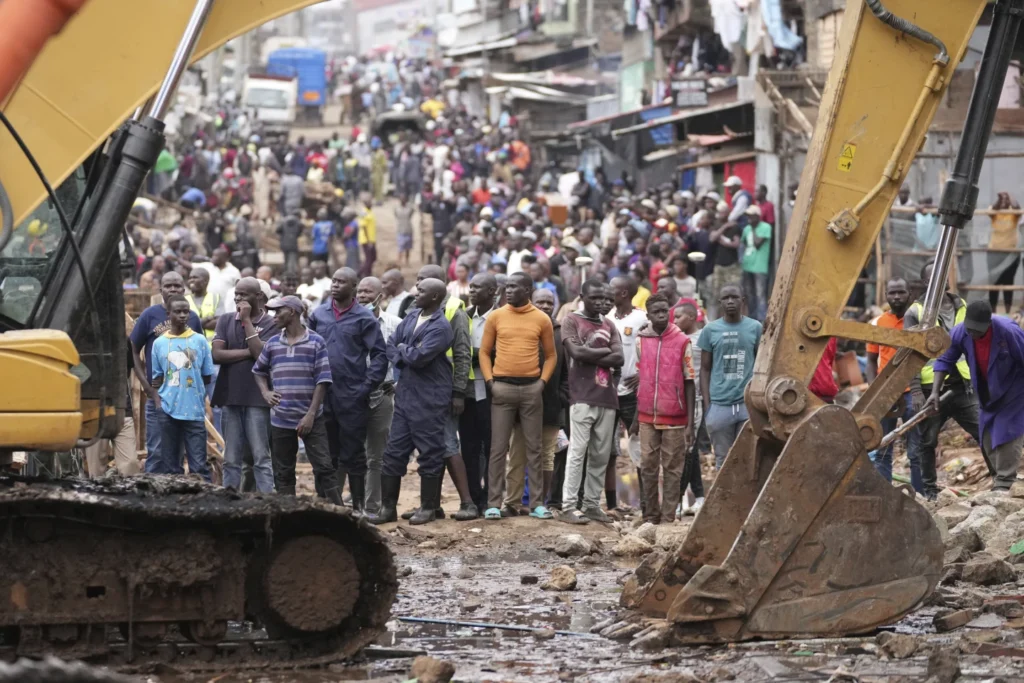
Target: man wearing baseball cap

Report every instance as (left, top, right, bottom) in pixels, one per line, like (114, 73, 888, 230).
(252, 296, 341, 503)
(929, 300, 1024, 491)
(723, 176, 751, 224)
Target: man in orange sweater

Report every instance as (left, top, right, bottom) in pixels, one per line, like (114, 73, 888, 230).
(479, 271, 557, 520)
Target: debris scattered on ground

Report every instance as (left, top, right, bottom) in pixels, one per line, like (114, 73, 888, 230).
(934, 608, 977, 632)
(408, 655, 456, 683)
(634, 522, 658, 544)
(533, 628, 557, 640)
(541, 565, 578, 591)
(613, 534, 654, 557)
(455, 566, 475, 579)
(876, 631, 918, 659)
(553, 533, 595, 558)
(961, 554, 1016, 585)
(936, 502, 971, 527)
(520, 574, 539, 585)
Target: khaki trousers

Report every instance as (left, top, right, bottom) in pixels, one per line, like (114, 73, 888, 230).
(505, 424, 559, 508)
(487, 379, 544, 510)
(639, 423, 687, 523)
(86, 417, 140, 478)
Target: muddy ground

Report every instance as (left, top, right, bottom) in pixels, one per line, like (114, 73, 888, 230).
(132, 435, 1024, 683)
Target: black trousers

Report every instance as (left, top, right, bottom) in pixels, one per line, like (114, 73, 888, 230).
(680, 416, 706, 498)
(459, 395, 491, 510)
(326, 399, 371, 479)
(271, 415, 339, 495)
(914, 381, 984, 498)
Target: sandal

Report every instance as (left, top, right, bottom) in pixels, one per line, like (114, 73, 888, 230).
(529, 505, 553, 520)
(558, 509, 590, 525)
(484, 507, 502, 520)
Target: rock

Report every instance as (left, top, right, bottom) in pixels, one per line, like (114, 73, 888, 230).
(461, 597, 482, 612)
(409, 656, 456, 683)
(400, 566, 414, 577)
(876, 631, 918, 659)
(936, 488, 962, 508)
(961, 554, 1017, 585)
(553, 533, 593, 558)
(933, 512, 950, 544)
(926, 650, 961, 683)
(936, 503, 972, 528)
(654, 525, 688, 550)
(946, 527, 983, 553)
(966, 612, 1005, 629)
(417, 540, 438, 549)
(628, 673, 702, 683)
(541, 565, 578, 591)
(977, 509, 1024, 557)
(976, 491, 1024, 516)
(710, 667, 736, 681)
(613, 535, 654, 557)
(455, 566, 475, 579)
(985, 600, 1024, 618)
(1010, 481, 1024, 499)
(601, 620, 645, 640)
(950, 505, 1000, 545)
(533, 628, 557, 641)
(941, 564, 964, 585)
(520, 575, 539, 585)
(933, 608, 976, 632)
(944, 545, 974, 565)
(634, 522, 658, 544)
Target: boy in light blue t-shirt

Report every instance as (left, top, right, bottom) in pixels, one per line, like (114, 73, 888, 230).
(151, 295, 215, 480)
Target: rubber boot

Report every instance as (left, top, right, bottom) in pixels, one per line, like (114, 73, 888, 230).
(349, 476, 366, 512)
(368, 475, 401, 525)
(410, 476, 442, 525)
(323, 486, 344, 506)
(277, 485, 296, 496)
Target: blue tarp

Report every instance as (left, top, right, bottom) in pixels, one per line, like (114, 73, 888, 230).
(640, 106, 673, 146)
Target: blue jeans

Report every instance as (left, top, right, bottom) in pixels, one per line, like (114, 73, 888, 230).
(156, 412, 211, 481)
(221, 405, 274, 492)
(871, 397, 922, 492)
(144, 399, 162, 462)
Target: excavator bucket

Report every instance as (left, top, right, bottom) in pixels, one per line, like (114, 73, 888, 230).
(623, 406, 943, 642)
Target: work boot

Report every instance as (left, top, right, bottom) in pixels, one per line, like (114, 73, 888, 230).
(368, 475, 401, 525)
(453, 501, 479, 521)
(323, 486, 344, 506)
(402, 506, 446, 519)
(349, 476, 366, 512)
(410, 476, 442, 525)
(277, 485, 296, 496)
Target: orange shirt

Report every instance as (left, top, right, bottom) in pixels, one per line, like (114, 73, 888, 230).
(867, 311, 904, 372)
(479, 303, 556, 382)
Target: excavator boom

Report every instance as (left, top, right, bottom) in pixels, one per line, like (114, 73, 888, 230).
(624, 0, 1021, 642)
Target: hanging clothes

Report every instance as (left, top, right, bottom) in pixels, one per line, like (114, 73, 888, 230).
(710, 0, 745, 47)
(761, 0, 803, 51)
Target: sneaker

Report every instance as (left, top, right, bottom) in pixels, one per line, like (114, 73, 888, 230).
(688, 497, 704, 515)
(583, 507, 612, 523)
(557, 509, 590, 525)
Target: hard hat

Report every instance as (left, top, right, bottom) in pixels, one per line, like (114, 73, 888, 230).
(724, 175, 743, 187)
(745, 204, 762, 218)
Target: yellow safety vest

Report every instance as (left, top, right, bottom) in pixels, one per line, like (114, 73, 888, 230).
(909, 301, 971, 384)
(444, 295, 474, 380)
(186, 292, 220, 343)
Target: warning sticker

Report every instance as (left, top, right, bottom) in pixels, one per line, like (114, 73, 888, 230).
(838, 143, 856, 172)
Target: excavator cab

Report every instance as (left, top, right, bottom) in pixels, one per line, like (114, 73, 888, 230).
(624, 0, 1023, 642)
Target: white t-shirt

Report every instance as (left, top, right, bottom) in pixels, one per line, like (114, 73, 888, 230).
(674, 275, 697, 299)
(611, 307, 648, 396)
(199, 262, 241, 300)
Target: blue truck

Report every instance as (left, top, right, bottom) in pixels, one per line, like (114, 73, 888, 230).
(266, 47, 327, 125)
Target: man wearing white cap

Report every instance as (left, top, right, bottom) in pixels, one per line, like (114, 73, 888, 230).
(741, 205, 772, 321)
(724, 176, 752, 223)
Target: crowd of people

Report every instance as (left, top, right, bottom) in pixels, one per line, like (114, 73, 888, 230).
(98, 52, 1024, 520)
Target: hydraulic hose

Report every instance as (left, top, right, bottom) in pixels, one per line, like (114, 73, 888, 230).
(0, 178, 12, 253)
(864, 0, 949, 65)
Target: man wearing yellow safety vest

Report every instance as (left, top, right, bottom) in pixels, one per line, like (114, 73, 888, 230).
(187, 267, 225, 428)
(398, 265, 480, 521)
(903, 261, 985, 501)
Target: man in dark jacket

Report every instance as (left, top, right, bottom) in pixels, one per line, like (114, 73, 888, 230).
(308, 267, 388, 509)
(369, 279, 454, 525)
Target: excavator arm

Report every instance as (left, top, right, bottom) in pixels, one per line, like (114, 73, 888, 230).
(625, 0, 1023, 642)
(0, 0, 325, 451)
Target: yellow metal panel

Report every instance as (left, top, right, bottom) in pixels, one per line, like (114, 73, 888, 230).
(0, 413, 83, 451)
(0, 329, 80, 366)
(750, 0, 986, 417)
(0, 337, 80, 412)
(1, 0, 325, 225)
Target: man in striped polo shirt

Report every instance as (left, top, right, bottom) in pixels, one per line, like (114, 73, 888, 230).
(252, 296, 342, 504)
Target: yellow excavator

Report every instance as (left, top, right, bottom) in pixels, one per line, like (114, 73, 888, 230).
(0, 0, 396, 666)
(624, 0, 1022, 642)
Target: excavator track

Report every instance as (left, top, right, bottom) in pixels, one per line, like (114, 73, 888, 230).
(0, 475, 398, 672)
